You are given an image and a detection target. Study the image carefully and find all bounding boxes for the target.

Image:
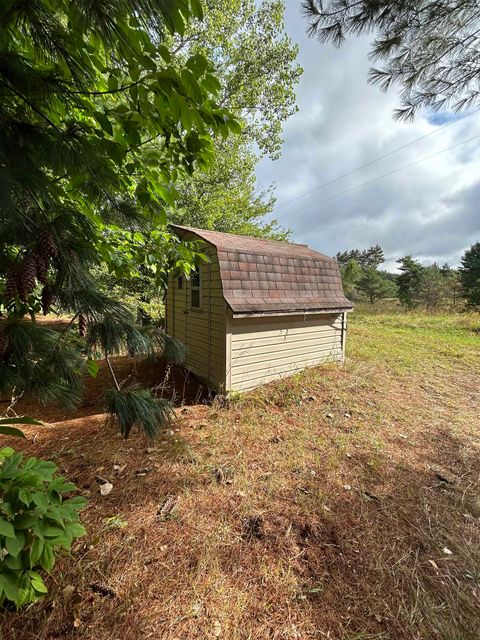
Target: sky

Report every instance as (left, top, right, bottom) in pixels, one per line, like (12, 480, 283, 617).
(256, 4, 480, 271)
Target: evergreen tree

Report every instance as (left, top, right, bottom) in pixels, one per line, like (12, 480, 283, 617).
(358, 267, 397, 304)
(440, 263, 462, 308)
(460, 242, 480, 308)
(303, 1, 480, 119)
(337, 245, 385, 270)
(0, 0, 238, 437)
(339, 259, 362, 301)
(396, 256, 423, 308)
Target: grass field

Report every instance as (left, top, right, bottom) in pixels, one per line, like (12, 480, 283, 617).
(1, 311, 480, 640)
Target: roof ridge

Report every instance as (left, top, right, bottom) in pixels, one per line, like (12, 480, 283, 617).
(170, 224, 332, 260)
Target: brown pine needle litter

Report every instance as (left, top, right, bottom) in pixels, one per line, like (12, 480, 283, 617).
(1, 310, 480, 640)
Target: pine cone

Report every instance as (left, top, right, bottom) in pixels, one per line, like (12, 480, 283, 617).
(78, 314, 87, 338)
(21, 255, 37, 294)
(41, 285, 53, 315)
(4, 269, 18, 301)
(0, 324, 9, 358)
(35, 253, 49, 285)
(38, 227, 58, 259)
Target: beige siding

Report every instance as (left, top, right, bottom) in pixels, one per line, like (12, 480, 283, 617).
(228, 313, 344, 392)
(165, 241, 227, 390)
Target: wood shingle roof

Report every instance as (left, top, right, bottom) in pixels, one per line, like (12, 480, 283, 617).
(171, 225, 353, 315)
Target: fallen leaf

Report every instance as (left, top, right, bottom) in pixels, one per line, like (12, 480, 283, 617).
(99, 482, 113, 496)
(443, 547, 453, 555)
(62, 585, 76, 599)
(212, 620, 221, 637)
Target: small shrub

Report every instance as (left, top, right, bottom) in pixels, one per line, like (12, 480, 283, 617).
(0, 447, 86, 608)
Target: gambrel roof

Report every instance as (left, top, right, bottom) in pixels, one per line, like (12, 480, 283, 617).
(171, 225, 353, 316)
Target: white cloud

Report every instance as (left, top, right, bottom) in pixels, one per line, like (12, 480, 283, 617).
(257, 4, 480, 269)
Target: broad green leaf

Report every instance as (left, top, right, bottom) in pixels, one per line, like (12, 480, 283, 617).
(40, 543, 55, 572)
(0, 517, 15, 538)
(0, 426, 26, 439)
(30, 537, 44, 565)
(0, 416, 42, 427)
(5, 531, 25, 557)
(93, 111, 113, 136)
(190, 0, 204, 20)
(28, 571, 48, 593)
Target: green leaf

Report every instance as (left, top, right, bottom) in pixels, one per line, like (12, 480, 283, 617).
(1, 570, 20, 604)
(30, 537, 44, 565)
(28, 571, 48, 593)
(39, 544, 55, 572)
(190, 0, 204, 20)
(5, 531, 25, 557)
(0, 426, 26, 439)
(158, 45, 171, 63)
(0, 517, 15, 538)
(85, 358, 99, 378)
(18, 489, 31, 506)
(32, 492, 49, 511)
(0, 447, 16, 458)
(94, 111, 113, 136)
(14, 514, 38, 529)
(0, 416, 43, 427)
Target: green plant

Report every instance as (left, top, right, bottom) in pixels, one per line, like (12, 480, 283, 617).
(0, 416, 42, 439)
(0, 447, 86, 608)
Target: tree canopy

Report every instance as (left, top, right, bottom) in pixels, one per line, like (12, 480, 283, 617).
(0, 0, 238, 435)
(166, 0, 301, 238)
(460, 242, 480, 308)
(303, 0, 480, 119)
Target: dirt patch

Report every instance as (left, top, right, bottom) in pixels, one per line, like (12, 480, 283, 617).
(8, 355, 211, 425)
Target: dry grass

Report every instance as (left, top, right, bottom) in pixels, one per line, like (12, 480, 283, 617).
(1, 311, 480, 640)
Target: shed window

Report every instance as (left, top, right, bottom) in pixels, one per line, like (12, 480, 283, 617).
(190, 268, 201, 309)
(178, 276, 183, 290)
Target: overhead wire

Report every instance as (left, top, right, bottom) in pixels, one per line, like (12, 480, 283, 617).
(275, 133, 480, 220)
(272, 107, 480, 212)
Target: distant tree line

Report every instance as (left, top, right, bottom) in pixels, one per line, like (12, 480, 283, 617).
(337, 242, 480, 310)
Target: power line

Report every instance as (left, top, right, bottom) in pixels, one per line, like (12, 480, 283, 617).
(275, 133, 480, 220)
(273, 108, 480, 211)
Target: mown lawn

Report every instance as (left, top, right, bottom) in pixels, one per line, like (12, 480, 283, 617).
(2, 311, 480, 640)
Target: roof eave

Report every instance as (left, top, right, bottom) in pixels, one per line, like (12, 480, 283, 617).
(230, 306, 354, 319)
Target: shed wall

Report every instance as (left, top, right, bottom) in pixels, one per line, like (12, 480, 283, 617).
(165, 243, 227, 390)
(228, 313, 344, 392)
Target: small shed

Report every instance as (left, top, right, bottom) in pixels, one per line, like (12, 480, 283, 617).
(165, 226, 353, 392)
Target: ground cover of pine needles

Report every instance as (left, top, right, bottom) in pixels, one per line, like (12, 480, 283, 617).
(1, 310, 479, 640)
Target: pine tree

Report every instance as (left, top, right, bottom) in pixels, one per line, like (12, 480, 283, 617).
(396, 256, 424, 308)
(0, 0, 238, 437)
(303, 1, 480, 119)
(358, 267, 396, 304)
(460, 242, 480, 308)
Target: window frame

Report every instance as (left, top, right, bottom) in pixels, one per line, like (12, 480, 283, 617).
(190, 267, 201, 310)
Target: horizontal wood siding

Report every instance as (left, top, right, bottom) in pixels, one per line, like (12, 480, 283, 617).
(167, 239, 226, 390)
(229, 313, 344, 392)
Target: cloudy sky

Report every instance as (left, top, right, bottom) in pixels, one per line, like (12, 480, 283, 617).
(256, 4, 480, 271)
